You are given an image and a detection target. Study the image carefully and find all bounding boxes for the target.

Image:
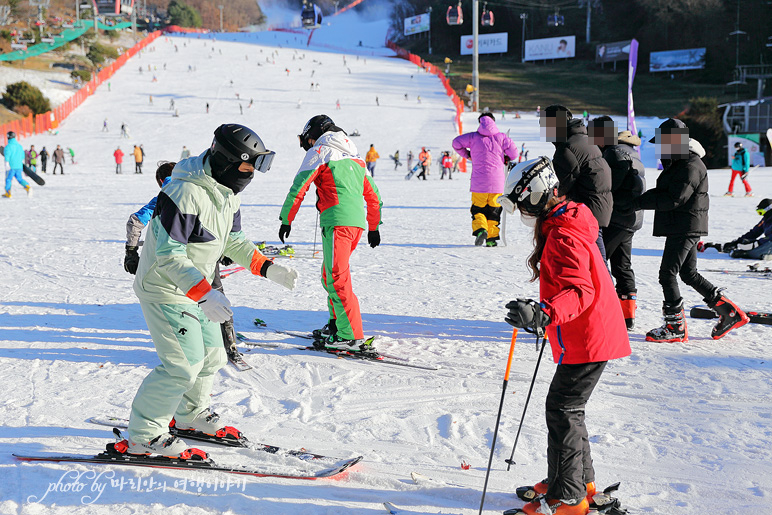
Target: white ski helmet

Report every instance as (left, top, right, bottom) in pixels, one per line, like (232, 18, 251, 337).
(500, 156, 559, 216)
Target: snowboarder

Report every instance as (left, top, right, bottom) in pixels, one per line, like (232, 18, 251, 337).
(365, 144, 379, 176)
(719, 198, 772, 260)
(452, 112, 519, 246)
(52, 145, 65, 175)
(623, 118, 749, 342)
(726, 141, 752, 197)
(440, 151, 453, 180)
(39, 146, 48, 173)
(133, 145, 143, 174)
(392, 150, 401, 170)
(416, 147, 431, 181)
(541, 105, 612, 260)
(499, 156, 631, 515)
(590, 116, 646, 330)
(279, 114, 382, 352)
(126, 124, 297, 457)
(2, 131, 31, 198)
(114, 147, 124, 174)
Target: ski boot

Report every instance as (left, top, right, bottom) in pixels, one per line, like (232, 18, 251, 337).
(516, 480, 596, 504)
(486, 240, 498, 247)
(618, 293, 637, 331)
(24, 185, 32, 196)
(704, 288, 749, 339)
(312, 320, 337, 348)
(504, 497, 589, 515)
(2, 191, 10, 198)
(323, 334, 375, 353)
(125, 432, 200, 458)
(173, 408, 244, 442)
(646, 300, 688, 343)
(474, 229, 488, 247)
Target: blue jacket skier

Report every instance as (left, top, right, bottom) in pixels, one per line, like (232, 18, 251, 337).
(3, 132, 31, 198)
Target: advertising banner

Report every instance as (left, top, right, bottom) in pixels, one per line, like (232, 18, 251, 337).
(627, 38, 639, 151)
(596, 39, 632, 63)
(649, 47, 706, 72)
(404, 13, 430, 36)
(460, 32, 508, 55)
(523, 35, 575, 61)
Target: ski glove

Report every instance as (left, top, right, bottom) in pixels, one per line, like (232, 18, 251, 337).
(368, 230, 380, 248)
(219, 255, 234, 267)
(265, 261, 299, 290)
(723, 240, 738, 252)
(505, 298, 551, 335)
(278, 224, 292, 243)
(124, 245, 140, 275)
(198, 289, 233, 324)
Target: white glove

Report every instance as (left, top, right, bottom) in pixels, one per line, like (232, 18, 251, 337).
(198, 289, 233, 324)
(265, 262, 298, 290)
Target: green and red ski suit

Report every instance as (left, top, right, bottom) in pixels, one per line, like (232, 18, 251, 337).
(280, 131, 382, 339)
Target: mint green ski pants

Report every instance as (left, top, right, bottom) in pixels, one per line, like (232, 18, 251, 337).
(128, 301, 227, 444)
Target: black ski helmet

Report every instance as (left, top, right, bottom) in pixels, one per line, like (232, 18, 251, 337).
(7, 131, 16, 139)
(298, 114, 345, 151)
(210, 123, 273, 172)
(757, 198, 772, 215)
(735, 142, 743, 149)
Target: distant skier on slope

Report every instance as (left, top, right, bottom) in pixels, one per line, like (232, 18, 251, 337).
(498, 156, 631, 515)
(2, 132, 32, 198)
(125, 124, 298, 458)
(279, 114, 382, 353)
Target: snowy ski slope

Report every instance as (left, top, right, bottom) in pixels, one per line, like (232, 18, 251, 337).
(1, 12, 771, 515)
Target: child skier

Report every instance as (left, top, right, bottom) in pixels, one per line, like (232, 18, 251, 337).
(279, 114, 382, 352)
(124, 124, 298, 458)
(499, 157, 631, 515)
(625, 118, 749, 341)
(721, 198, 772, 259)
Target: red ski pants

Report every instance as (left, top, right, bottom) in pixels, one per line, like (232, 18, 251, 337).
(321, 226, 364, 340)
(727, 169, 751, 194)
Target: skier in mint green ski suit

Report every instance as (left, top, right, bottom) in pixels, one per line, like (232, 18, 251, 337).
(279, 115, 382, 352)
(126, 124, 298, 456)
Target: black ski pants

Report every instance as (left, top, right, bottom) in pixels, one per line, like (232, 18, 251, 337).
(603, 225, 636, 295)
(52, 162, 63, 175)
(659, 235, 715, 305)
(545, 361, 606, 501)
(417, 164, 427, 180)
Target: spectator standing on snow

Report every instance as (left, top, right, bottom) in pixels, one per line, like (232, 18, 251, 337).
(440, 151, 453, 180)
(407, 150, 414, 170)
(726, 141, 752, 197)
(2, 131, 32, 198)
(114, 147, 124, 174)
(589, 116, 646, 330)
(279, 114, 382, 353)
(623, 118, 749, 343)
(541, 104, 613, 260)
(180, 146, 191, 160)
(365, 144, 379, 176)
(133, 145, 143, 174)
(28, 145, 38, 172)
(498, 156, 631, 515)
(452, 112, 518, 247)
(39, 147, 48, 173)
(52, 145, 65, 175)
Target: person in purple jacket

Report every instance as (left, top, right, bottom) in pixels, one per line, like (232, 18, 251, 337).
(452, 112, 518, 246)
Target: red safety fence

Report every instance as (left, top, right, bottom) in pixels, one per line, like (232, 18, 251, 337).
(164, 25, 210, 34)
(1, 31, 162, 147)
(386, 40, 467, 172)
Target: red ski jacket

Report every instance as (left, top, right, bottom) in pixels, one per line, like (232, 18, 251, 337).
(539, 201, 631, 365)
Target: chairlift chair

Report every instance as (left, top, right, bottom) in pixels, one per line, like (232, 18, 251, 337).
(481, 3, 493, 26)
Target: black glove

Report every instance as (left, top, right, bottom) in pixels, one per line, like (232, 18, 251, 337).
(124, 245, 140, 274)
(219, 255, 234, 266)
(505, 299, 551, 335)
(614, 198, 636, 216)
(368, 230, 380, 248)
(723, 240, 738, 252)
(279, 224, 291, 243)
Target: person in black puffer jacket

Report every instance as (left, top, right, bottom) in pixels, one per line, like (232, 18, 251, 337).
(628, 118, 748, 343)
(544, 104, 613, 260)
(590, 116, 646, 330)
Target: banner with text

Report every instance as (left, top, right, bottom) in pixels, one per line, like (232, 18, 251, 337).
(404, 13, 430, 36)
(649, 47, 706, 72)
(596, 39, 632, 63)
(524, 35, 575, 61)
(460, 32, 508, 55)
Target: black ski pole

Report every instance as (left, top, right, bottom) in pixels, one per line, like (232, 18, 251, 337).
(313, 211, 319, 258)
(479, 328, 518, 515)
(505, 333, 547, 471)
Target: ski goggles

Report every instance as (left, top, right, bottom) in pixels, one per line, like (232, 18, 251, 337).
(251, 150, 275, 173)
(757, 207, 769, 216)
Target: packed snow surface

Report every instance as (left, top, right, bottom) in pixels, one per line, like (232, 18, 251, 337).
(1, 14, 771, 515)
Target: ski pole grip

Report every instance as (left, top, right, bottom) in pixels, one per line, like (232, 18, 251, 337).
(503, 328, 517, 381)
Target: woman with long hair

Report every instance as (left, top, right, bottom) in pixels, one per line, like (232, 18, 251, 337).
(499, 157, 631, 515)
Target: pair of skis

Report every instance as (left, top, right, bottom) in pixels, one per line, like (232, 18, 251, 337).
(244, 320, 439, 371)
(690, 305, 772, 326)
(15, 416, 362, 480)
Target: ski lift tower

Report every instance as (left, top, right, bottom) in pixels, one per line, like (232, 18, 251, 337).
(29, 0, 51, 37)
